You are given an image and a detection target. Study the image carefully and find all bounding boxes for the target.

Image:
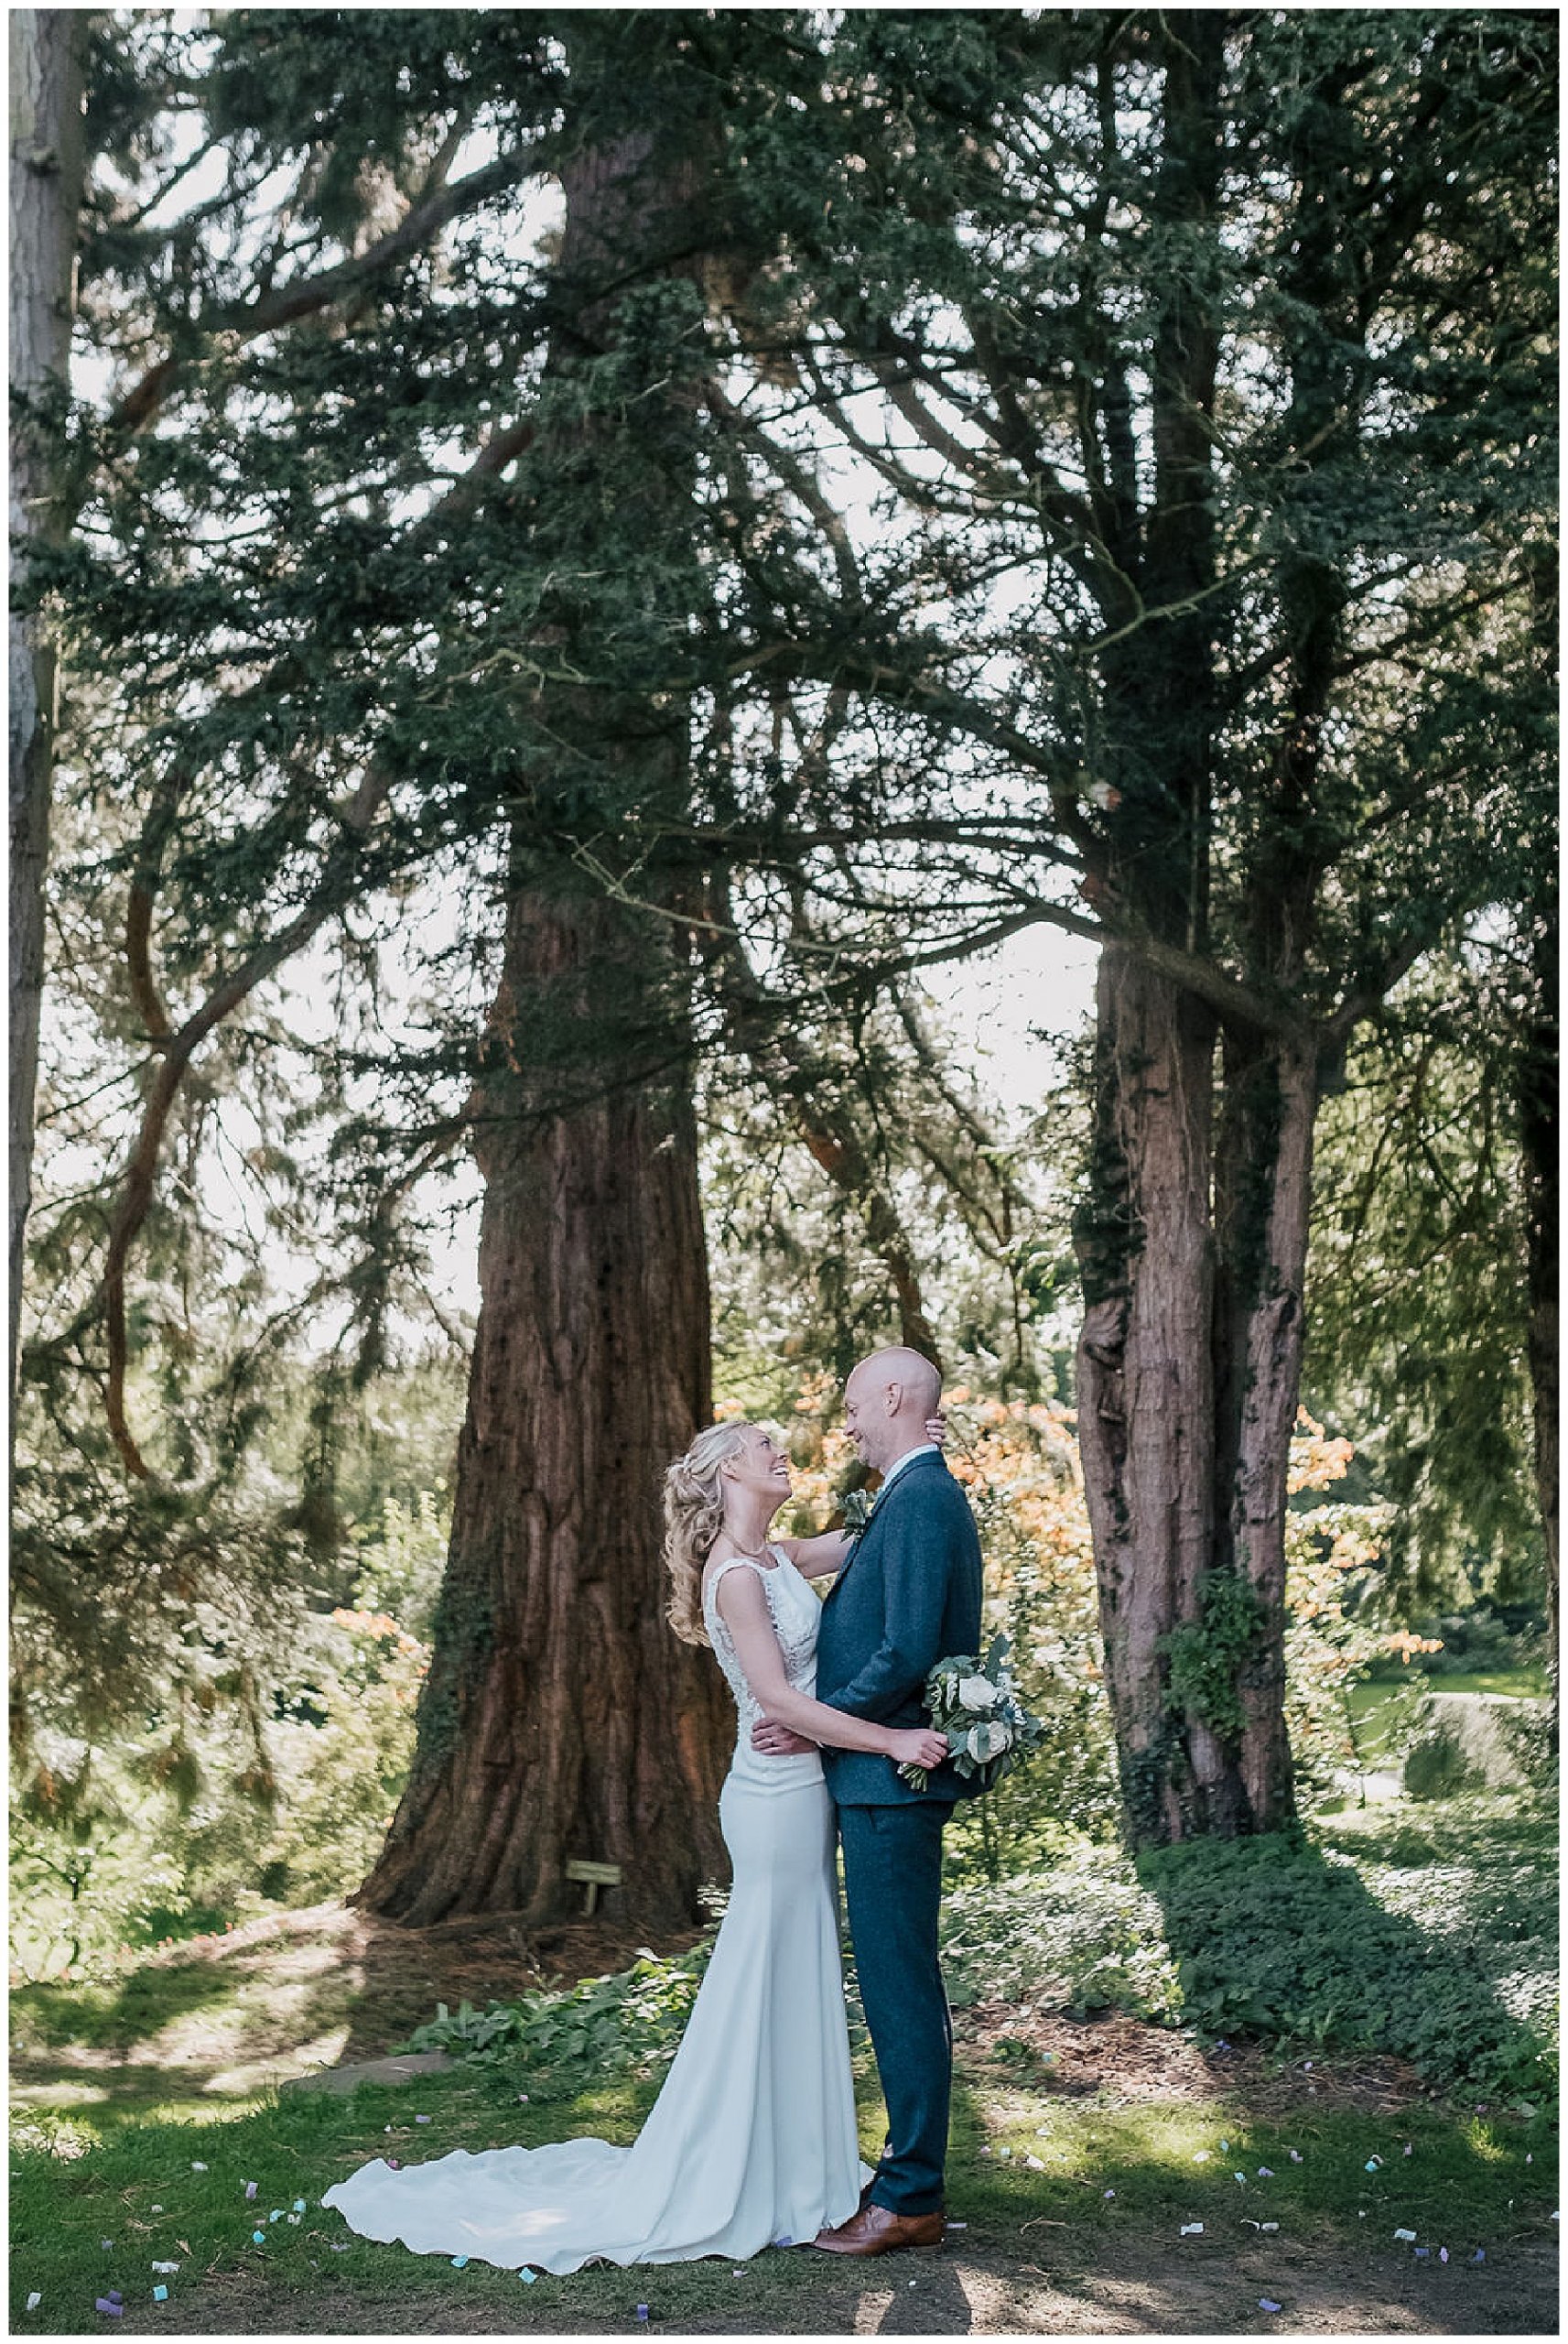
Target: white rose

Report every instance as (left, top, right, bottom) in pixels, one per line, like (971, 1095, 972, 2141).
(968, 1720, 1013, 1763)
(957, 1676, 999, 1711)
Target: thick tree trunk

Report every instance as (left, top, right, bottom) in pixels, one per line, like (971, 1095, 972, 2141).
(361, 884, 730, 1929)
(362, 55, 734, 1932)
(1073, 16, 1305, 1849)
(9, 9, 85, 1397)
(1076, 950, 1219, 1844)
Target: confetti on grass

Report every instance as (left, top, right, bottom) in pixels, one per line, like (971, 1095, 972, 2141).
(153, 2286, 169, 2304)
(27, 2295, 41, 2312)
(1260, 2300, 1282, 2314)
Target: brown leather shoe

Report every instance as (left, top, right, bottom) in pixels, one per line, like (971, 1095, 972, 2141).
(813, 2203, 946, 2256)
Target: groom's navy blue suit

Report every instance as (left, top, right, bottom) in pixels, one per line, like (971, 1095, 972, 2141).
(814, 1449, 983, 2217)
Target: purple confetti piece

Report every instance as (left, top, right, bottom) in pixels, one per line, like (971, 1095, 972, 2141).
(107, 2294, 123, 2306)
(1471, 2249, 1486, 2263)
(385, 2158, 400, 2170)
(1260, 2300, 1282, 2315)
(243, 2182, 257, 2200)
(1257, 2166, 1274, 2178)
(100, 2241, 114, 2253)
(635, 2306, 649, 2323)
(1288, 2149, 1303, 2163)
(330, 2243, 351, 2253)
(772, 2235, 793, 2248)
(95, 2300, 123, 2318)
(1440, 2248, 1449, 2263)
(1414, 2246, 1431, 2260)
(416, 2114, 431, 2124)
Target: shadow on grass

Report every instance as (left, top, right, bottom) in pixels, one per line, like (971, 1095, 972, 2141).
(1134, 1816, 1555, 2111)
(11, 1954, 240, 2057)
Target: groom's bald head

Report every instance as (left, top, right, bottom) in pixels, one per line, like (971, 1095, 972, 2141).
(844, 1346, 942, 1472)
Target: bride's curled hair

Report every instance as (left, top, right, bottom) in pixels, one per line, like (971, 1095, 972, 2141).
(663, 1420, 782, 1647)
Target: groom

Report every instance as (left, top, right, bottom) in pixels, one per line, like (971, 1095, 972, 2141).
(754, 1346, 982, 2255)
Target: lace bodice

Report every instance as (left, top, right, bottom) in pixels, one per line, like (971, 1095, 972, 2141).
(702, 1549, 820, 1742)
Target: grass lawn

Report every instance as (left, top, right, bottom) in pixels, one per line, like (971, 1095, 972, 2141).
(10, 1796, 1558, 2335)
(10, 2043, 1559, 2335)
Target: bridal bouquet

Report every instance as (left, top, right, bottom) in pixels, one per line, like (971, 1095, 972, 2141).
(896, 1634, 1044, 1793)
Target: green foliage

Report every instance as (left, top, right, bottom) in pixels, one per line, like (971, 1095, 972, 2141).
(943, 1845, 1184, 2025)
(9, 1559, 429, 1980)
(1306, 958, 1546, 1613)
(1144, 1803, 1558, 2105)
(1160, 1576, 1269, 1744)
(390, 1799, 1558, 2111)
(402, 1944, 717, 2094)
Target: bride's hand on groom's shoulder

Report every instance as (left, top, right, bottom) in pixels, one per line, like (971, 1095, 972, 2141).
(926, 1409, 946, 1446)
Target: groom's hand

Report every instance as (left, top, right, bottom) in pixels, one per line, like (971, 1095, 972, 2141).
(752, 1720, 816, 1756)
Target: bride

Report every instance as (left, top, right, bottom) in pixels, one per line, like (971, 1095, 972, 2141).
(320, 1416, 948, 2273)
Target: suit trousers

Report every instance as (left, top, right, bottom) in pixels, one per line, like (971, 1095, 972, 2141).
(837, 1798, 952, 2216)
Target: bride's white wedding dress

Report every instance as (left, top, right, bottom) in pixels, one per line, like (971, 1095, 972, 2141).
(320, 1549, 869, 2272)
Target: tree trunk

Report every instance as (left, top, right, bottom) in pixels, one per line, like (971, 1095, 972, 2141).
(9, 8, 85, 1398)
(361, 884, 730, 1929)
(362, 55, 734, 1932)
(1212, 1030, 1315, 1827)
(1075, 950, 1218, 1844)
(1072, 16, 1306, 1848)
(1520, 909, 1557, 1709)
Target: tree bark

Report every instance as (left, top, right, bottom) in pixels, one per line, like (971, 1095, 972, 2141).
(1520, 895, 1557, 1708)
(361, 884, 730, 1929)
(362, 58, 735, 1931)
(9, 8, 86, 1399)
(1076, 950, 1218, 1843)
(1071, 15, 1308, 1847)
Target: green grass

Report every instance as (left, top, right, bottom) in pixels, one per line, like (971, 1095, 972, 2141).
(1420, 1669, 1552, 1699)
(10, 2049, 1556, 2334)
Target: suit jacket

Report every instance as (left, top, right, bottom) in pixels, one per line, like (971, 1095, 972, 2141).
(814, 1450, 984, 1806)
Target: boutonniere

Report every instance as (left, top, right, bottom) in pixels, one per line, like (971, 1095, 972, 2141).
(838, 1486, 879, 1539)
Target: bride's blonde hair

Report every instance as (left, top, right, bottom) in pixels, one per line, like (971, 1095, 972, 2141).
(663, 1419, 784, 1647)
